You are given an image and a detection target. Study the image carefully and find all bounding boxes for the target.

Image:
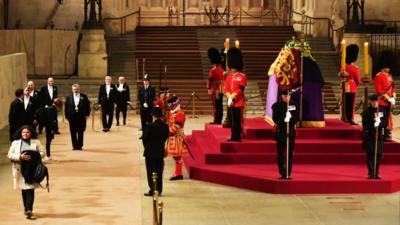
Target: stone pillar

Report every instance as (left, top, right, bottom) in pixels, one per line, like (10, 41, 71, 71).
(78, 29, 108, 77)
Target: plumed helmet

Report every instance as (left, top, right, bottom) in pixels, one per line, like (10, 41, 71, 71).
(143, 74, 150, 81)
(346, 44, 359, 64)
(208, 47, 222, 64)
(376, 50, 396, 69)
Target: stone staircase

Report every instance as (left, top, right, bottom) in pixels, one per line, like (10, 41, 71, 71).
(106, 33, 137, 78)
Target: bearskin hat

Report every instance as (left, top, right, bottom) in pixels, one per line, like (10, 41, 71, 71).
(377, 50, 396, 69)
(208, 47, 222, 64)
(227, 47, 243, 71)
(345, 44, 359, 64)
(152, 106, 163, 117)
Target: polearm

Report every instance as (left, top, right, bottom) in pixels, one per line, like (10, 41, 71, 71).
(285, 86, 301, 179)
(373, 104, 379, 178)
(286, 94, 290, 179)
(183, 139, 195, 160)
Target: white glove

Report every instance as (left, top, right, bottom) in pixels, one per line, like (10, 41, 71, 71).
(143, 102, 148, 108)
(374, 121, 380, 128)
(374, 117, 381, 123)
(284, 111, 291, 122)
(207, 89, 211, 95)
(127, 101, 131, 105)
(227, 98, 233, 107)
(389, 97, 396, 105)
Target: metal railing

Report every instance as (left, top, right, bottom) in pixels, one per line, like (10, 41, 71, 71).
(103, 8, 141, 35)
(370, 33, 400, 74)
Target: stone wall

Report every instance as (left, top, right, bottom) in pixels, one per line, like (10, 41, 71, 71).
(0, 53, 27, 129)
(0, 30, 79, 76)
(7, 0, 137, 30)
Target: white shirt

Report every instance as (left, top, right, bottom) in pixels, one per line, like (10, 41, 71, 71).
(48, 85, 54, 100)
(73, 93, 80, 106)
(106, 84, 111, 97)
(118, 84, 124, 91)
(145, 85, 148, 90)
(24, 96, 30, 110)
(29, 91, 34, 97)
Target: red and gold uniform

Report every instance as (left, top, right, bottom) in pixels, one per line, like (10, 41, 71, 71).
(374, 71, 396, 131)
(165, 97, 188, 180)
(224, 71, 247, 141)
(208, 65, 224, 124)
(344, 63, 361, 122)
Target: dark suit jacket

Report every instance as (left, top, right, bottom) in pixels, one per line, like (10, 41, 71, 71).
(30, 89, 40, 101)
(272, 101, 299, 140)
(143, 118, 169, 158)
(98, 84, 117, 108)
(39, 85, 58, 106)
(9, 98, 25, 131)
(138, 85, 155, 108)
(115, 83, 131, 107)
(65, 93, 91, 130)
(23, 97, 39, 126)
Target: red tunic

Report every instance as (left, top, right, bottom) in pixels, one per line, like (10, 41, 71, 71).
(207, 66, 224, 97)
(374, 72, 397, 107)
(165, 110, 188, 156)
(344, 64, 361, 93)
(224, 72, 247, 107)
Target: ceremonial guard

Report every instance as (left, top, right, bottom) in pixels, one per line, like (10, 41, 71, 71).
(373, 51, 396, 141)
(272, 90, 299, 179)
(38, 77, 59, 134)
(224, 47, 247, 141)
(115, 76, 131, 126)
(138, 74, 155, 133)
(361, 95, 387, 179)
(341, 44, 361, 125)
(65, 84, 91, 150)
(207, 48, 224, 124)
(143, 107, 169, 196)
(166, 96, 188, 180)
(8, 89, 25, 142)
(98, 75, 117, 132)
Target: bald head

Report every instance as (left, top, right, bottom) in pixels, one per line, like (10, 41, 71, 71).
(27, 81, 35, 90)
(47, 77, 54, 86)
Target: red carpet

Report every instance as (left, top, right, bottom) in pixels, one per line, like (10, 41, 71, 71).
(184, 118, 400, 194)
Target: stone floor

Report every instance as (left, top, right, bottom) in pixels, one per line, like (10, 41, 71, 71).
(0, 113, 399, 225)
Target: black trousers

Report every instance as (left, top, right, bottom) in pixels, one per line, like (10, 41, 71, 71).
(230, 107, 242, 140)
(140, 108, 153, 131)
(345, 93, 355, 122)
(22, 189, 35, 212)
(116, 105, 127, 125)
(367, 148, 382, 176)
(145, 157, 164, 194)
(69, 124, 84, 149)
(276, 138, 295, 177)
(102, 105, 114, 129)
(213, 94, 223, 124)
(45, 125, 54, 157)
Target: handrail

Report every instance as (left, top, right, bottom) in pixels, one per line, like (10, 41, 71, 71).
(103, 8, 141, 35)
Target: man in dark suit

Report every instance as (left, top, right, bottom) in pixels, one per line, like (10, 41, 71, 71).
(23, 87, 39, 128)
(8, 88, 25, 142)
(361, 94, 388, 179)
(138, 74, 155, 134)
(27, 81, 40, 100)
(65, 84, 91, 150)
(38, 77, 59, 134)
(98, 75, 117, 132)
(143, 107, 169, 196)
(115, 76, 131, 126)
(272, 89, 299, 179)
